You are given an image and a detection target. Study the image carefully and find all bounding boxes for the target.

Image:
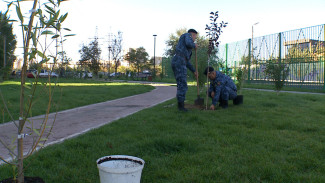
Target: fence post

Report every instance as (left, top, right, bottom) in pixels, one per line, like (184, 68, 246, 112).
(248, 39, 251, 83)
(278, 32, 282, 64)
(225, 43, 228, 75)
(234, 61, 237, 82)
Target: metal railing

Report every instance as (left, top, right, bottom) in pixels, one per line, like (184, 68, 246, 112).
(218, 24, 325, 90)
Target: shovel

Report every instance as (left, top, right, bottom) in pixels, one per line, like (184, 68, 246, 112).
(194, 48, 204, 106)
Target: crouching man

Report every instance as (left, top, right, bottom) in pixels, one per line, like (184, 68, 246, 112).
(204, 66, 237, 110)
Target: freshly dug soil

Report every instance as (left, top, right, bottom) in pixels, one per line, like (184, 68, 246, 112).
(185, 103, 205, 110)
(0, 177, 45, 183)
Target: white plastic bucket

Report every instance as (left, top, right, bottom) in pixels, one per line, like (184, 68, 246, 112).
(97, 155, 145, 183)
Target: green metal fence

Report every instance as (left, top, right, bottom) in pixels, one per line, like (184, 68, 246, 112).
(161, 57, 174, 79)
(218, 24, 325, 90)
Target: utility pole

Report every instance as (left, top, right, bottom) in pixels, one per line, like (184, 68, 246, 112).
(251, 22, 259, 65)
(87, 26, 104, 76)
(107, 31, 113, 75)
(252, 22, 259, 82)
(153, 34, 157, 77)
(3, 36, 6, 68)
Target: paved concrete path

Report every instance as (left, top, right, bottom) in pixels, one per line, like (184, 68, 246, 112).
(0, 84, 176, 164)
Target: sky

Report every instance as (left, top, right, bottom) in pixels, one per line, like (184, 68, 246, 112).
(1, 0, 325, 62)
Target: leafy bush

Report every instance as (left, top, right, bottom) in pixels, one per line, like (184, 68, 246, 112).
(265, 61, 289, 94)
(235, 67, 243, 92)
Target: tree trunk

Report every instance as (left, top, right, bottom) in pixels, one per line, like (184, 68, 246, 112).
(18, 1, 38, 182)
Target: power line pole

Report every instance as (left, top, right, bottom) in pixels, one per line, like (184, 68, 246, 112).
(153, 34, 157, 78)
(3, 36, 6, 68)
(107, 32, 113, 75)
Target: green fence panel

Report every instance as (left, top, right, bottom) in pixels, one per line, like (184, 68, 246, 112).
(162, 57, 174, 79)
(218, 24, 325, 90)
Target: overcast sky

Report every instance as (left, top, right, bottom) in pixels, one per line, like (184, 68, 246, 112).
(1, 0, 324, 62)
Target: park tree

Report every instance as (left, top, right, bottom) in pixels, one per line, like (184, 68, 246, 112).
(0, 11, 17, 80)
(111, 31, 123, 74)
(265, 59, 289, 95)
(285, 46, 316, 62)
(164, 28, 187, 57)
(164, 28, 210, 87)
(57, 51, 72, 77)
(164, 28, 209, 58)
(79, 38, 102, 76)
(125, 47, 149, 74)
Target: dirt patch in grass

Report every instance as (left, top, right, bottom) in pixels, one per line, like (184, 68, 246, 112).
(185, 103, 206, 110)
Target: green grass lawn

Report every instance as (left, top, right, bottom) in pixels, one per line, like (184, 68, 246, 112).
(113, 76, 325, 94)
(0, 78, 155, 124)
(1, 84, 324, 182)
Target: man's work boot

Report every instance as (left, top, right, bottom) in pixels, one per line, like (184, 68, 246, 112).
(178, 102, 188, 112)
(221, 100, 228, 109)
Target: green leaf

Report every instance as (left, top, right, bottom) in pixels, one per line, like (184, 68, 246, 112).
(8, 19, 18, 23)
(39, 138, 48, 141)
(38, 9, 45, 26)
(63, 28, 71, 31)
(39, 17, 45, 27)
(48, 0, 55, 6)
(23, 25, 28, 31)
(59, 13, 68, 23)
(52, 34, 60, 39)
(16, 5, 24, 23)
(31, 72, 37, 78)
(11, 133, 17, 144)
(33, 128, 40, 136)
(56, 22, 61, 31)
(41, 30, 54, 35)
(45, 5, 55, 14)
(46, 16, 56, 27)
(55, 10, 60, 21)
(23, 84, 32, 90)
(28, 49, 37, 61)
(39, 57, 50, 64)
(37, 50, 46, 59)
(64, 34, 76, 37)
(5, 2, 13, 17)
(32, 32, 37, 47)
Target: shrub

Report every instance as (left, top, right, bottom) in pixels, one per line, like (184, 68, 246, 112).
(265, 61, 289, 95)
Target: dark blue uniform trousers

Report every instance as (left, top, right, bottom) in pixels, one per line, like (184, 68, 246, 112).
(171, 55, 188, 103)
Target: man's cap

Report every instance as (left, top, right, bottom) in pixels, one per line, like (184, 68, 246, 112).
(188, 29, 198, 34)
(204, 66, 214, 75)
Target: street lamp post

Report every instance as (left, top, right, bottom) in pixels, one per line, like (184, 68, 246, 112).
(251, 22, 259, 64)
(3, 36, 6, 68)
(153, 34, 157, 77)
(252, 22, 259, 81)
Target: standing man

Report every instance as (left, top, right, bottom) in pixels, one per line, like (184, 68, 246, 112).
(204, 66, 237, 110)
(171, 29, 198, 112)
